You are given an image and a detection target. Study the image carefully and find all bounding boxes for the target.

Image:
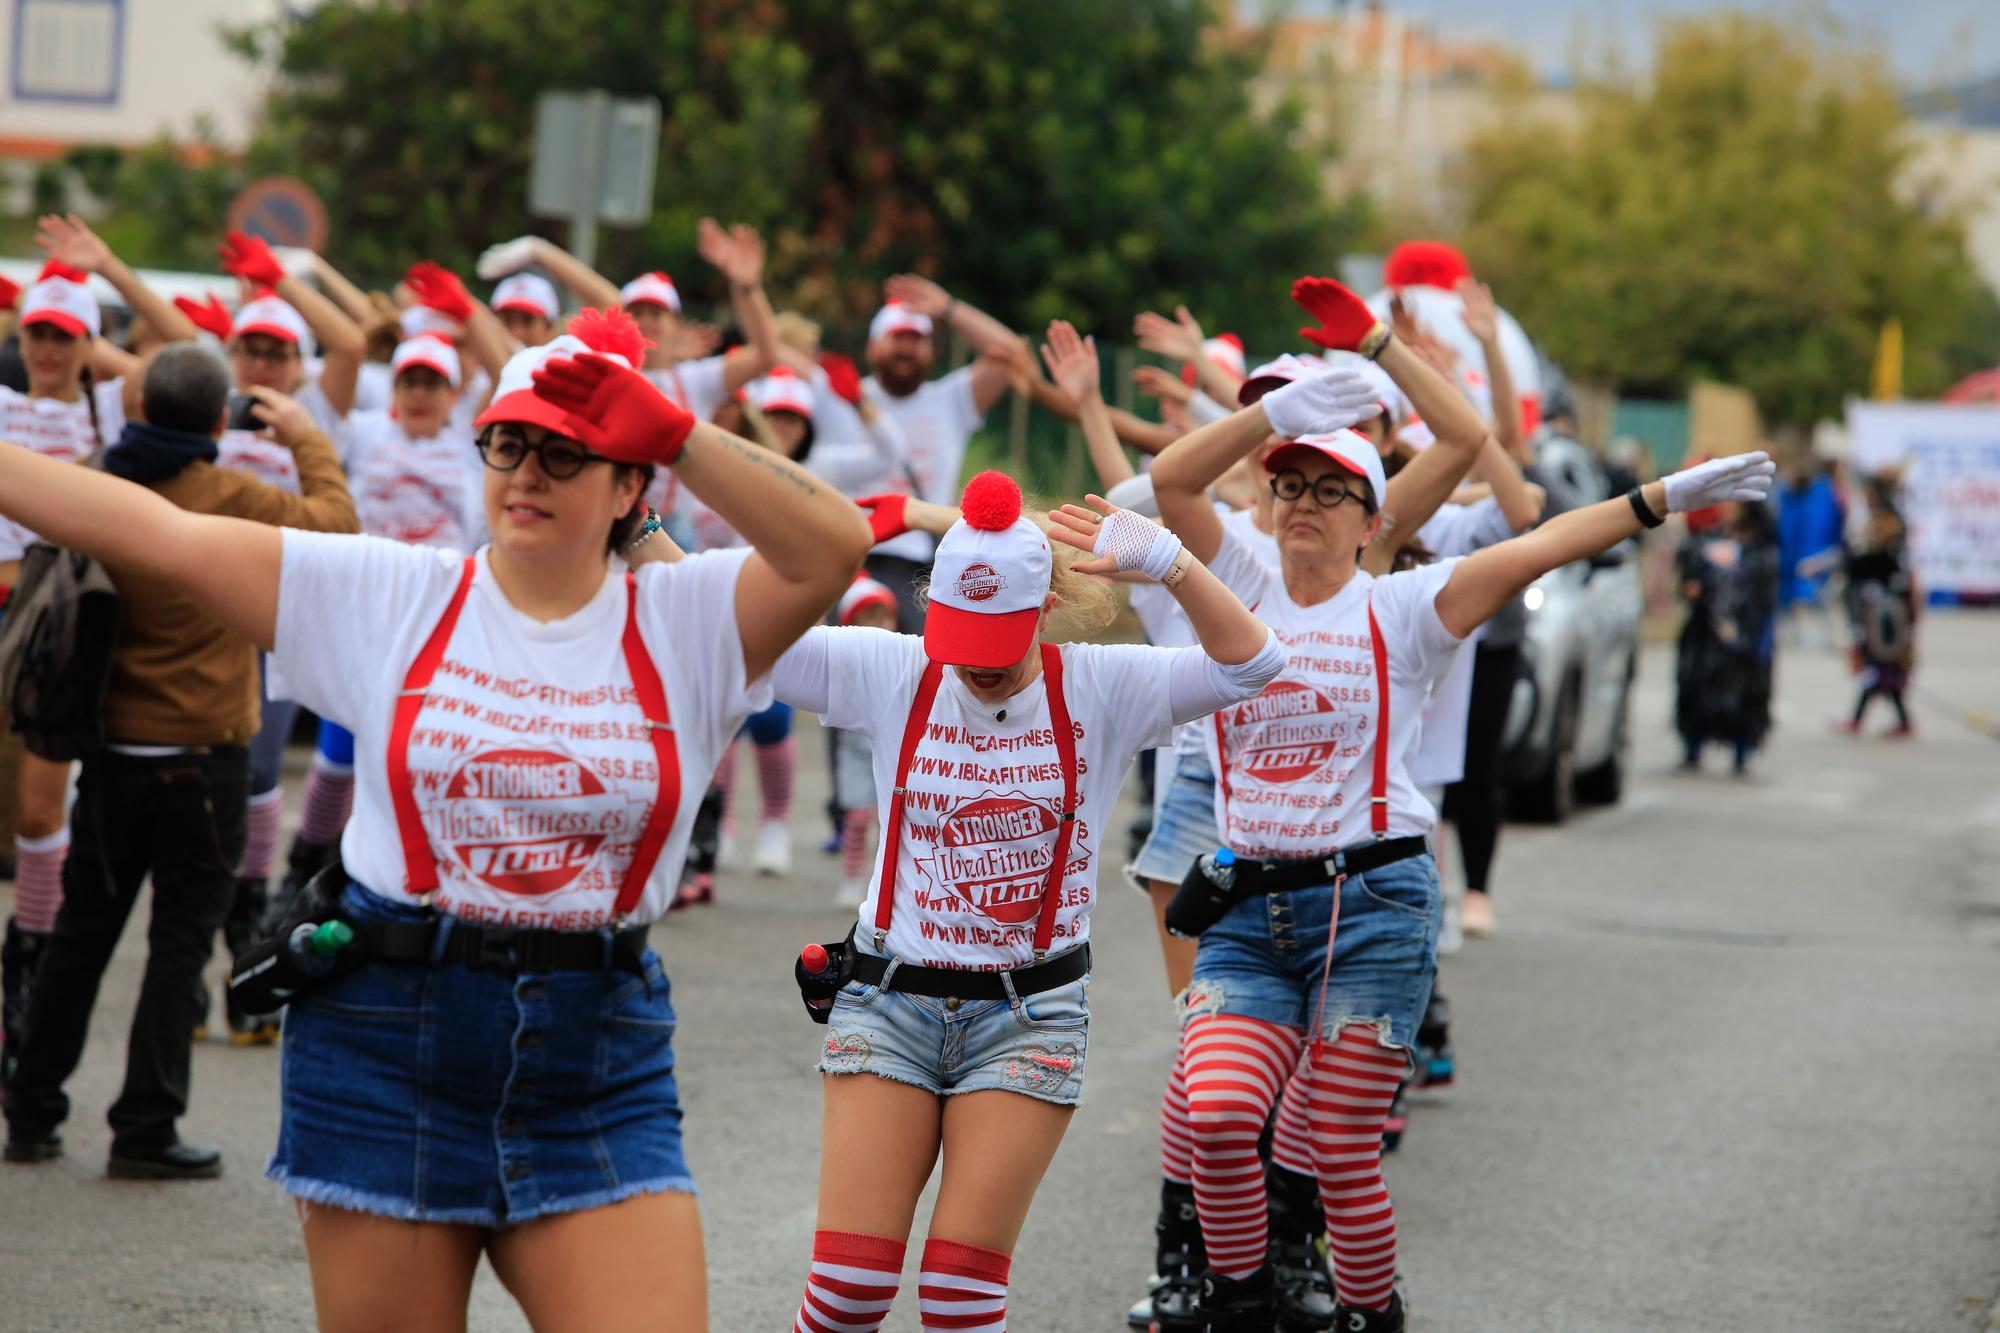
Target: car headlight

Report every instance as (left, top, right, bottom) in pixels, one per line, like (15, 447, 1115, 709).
(1524, 586, 1545, 612)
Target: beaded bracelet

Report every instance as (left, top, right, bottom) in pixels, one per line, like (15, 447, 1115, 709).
(625, 507, 664, 551)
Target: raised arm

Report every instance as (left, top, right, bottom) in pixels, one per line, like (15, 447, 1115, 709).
(699, 220, 779, 393)
(479, 235, 621, 310)
(1459, 278, 1527, 463)
(310, 253, 379, 326)
(1436, 454, 1775, 637)
(1134, 305, 1240, 409)
(220, 230, 366, 417)
(1040, 320, 1135, 490)
(884, 274, 1016, 412)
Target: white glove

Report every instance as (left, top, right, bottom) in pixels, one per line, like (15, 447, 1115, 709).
(476, 236, 544, 281)
(1259, 367, 1385, 439)
(1092, 504, 1184, 582)
(1663, 451, 1777, 513)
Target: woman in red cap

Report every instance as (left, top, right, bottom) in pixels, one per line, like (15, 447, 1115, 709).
(0, 306, 871, 1332)
(771, 459, 1288, 1333)
(1147, 277, 1775, 1331)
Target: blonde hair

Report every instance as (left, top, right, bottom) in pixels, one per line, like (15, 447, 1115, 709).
(910, 511, 1118, 645)
(772, 310, 821, 356)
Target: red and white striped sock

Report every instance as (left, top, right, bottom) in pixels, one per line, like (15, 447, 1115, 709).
(919, 1238, 1009, 1332)
(714, 740, 739, 837)
(1304, 1026, 1407, 1311)
(235, 787, 285, 881)
(1159, 1033, 1193, 1184)
(295, 757, 354, 847)
(1182, 1013, 1302, 1277)
(794, 1229, 905, 1333)
(839, 806, 874, 882)
(1268, 1046, 1319, 1178)
(12, 830, 69, 934)
(755, 733, 798, 824)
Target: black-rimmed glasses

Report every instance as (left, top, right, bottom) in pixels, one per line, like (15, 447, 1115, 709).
(476, 434, 607, 481)
(1270, 467, 1369, 511)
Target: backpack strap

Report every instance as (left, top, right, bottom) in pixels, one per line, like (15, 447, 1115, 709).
(871, 657, 946, 950)
(387, 557, 478, 898)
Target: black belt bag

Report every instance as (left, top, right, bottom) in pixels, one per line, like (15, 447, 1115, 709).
(1165, 836, 1430, 938)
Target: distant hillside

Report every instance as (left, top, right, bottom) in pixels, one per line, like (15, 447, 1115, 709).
(1910, 73, 2000, 127)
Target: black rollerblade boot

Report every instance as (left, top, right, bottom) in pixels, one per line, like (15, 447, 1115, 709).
(1380, 1080, 1409, 1153)
(223, 879, 279, 1044)
(1415, 989, 1453, 1088)
(674, 785, 724, 909)
(264, 837, 336, 935)
(1130, 1179, 1205, 1330)
(2, 918, 50, 1090)
(1331, 1290, 1406, 1332)
(1266, 1163, 1335, 1331)
(1196, 1265, 1277, 1332)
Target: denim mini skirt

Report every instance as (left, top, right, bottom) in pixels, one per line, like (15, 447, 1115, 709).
(267, 884, 693, 1227)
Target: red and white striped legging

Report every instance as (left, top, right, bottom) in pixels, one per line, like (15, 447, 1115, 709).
(1177, 1013, 1406, 1311)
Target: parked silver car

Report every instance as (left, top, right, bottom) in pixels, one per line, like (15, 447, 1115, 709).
(1502, 433, 1645, 820)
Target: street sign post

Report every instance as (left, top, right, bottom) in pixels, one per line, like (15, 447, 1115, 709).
(226, 177, 330, 253)
(529, 91, 661, 269)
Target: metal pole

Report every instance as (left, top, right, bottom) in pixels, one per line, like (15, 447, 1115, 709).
(570, 92, 610, 270)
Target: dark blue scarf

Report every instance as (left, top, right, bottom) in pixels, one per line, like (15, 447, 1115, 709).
(103, 420, 220, 484)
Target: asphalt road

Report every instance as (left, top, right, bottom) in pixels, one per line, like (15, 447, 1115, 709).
(1, 612, 1996, 1333)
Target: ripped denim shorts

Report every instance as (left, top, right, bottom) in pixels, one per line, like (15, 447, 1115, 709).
(1185, 852, 1441, 1055)
(818, 948, 1090, 1107)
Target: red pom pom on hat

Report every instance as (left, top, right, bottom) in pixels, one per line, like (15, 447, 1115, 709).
(1383, 240, 1473, 290)
(567, 305, 654, 366)
(37, 260, 89, 284)
(958, 470, 1022, 531)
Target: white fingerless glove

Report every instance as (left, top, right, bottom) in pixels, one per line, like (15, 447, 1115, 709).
(477, 236, 543, 281)
(1663, 451, 1778, 513)
(1094, 505, 1184, 582)
(1259, 367, 1385, 439)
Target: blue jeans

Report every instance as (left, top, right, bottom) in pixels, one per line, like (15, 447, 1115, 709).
(1187, 852, 1441, 1053)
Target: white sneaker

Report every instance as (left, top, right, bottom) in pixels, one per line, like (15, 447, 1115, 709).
(716, 830, 736, 868)
(1461, 890, 1496, 938)
(753, 822, 792, 876)
(1437, 902, 1464, 956)
(836, 878, 867, 908)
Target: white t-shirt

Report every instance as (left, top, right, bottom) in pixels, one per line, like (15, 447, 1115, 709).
(449, 367, 494, 436)
(355, 362, 394, 414)
(0, 385, 105, 560)
(268, 536, 771, 926)
(337, 411, 488, 550)
(1408, 499, 1516, 788)
(860, 365, 984, 562)
(774, 628, 1249, 970)
(1205, 527, 1465, 856)
(216, 379, 340, 494)
(644, 356, 730, 422)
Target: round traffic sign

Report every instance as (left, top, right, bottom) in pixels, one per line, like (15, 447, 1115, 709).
(226, 177, 329, 252)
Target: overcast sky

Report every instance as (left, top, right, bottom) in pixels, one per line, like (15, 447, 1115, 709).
(1271, 0, 1998, 88)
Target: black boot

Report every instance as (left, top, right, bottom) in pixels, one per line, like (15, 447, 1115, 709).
(1133, 1179, 1205, 1331)
(1381, 1080, 1409, 1153)
(263, 839, 334, 935)
(222, 879, 279, 1044)
(1416, 990, 1453, 1088)
(2, 918, 51, 1091)
(1331, 1290, 1406, 1332)
(1266, 1164, 1335, 1331)
(1197, 1265, 1277, 1332)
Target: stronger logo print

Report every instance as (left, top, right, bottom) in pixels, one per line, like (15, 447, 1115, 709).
(431, 747, 636, 897)
(954, 560, 1007, 603)
(919, 791, 1063, 924)
(1224, 679, 1353, 784)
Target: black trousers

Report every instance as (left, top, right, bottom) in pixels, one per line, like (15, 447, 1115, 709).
(1442, 642, 1520, 898)
(4, 747, 247, 1150)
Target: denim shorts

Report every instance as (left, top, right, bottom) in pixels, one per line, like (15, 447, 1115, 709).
(1187, 853, 1442, 1054)
(819, 950, 1091, 1107)
(267, 885, 693, 1227)
(1128, 750, 1218, 889)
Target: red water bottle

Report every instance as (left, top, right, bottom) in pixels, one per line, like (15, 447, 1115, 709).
(800, 944, 836, 1014)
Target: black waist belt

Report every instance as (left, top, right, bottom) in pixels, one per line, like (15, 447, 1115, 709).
(1231, 836, 1429, 897)
(850, 943, 1090, 1001)
(360, 920, 651, 975)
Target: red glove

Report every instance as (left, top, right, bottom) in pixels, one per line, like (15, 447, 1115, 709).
(1292, 276, 1389, 356)
(406, 261, 474, 324)
(856, 494, 910, 545)
(0, 275, 19, 313)
(530, 353, 695, 466)
(218, 230, 286, 288)
(174, 294, 233, 340)
(819, 352, 864, 406)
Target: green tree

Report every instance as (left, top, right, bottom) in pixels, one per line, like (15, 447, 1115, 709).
(1459, 13, 1996, 424)
(215, 0, 1348, 347)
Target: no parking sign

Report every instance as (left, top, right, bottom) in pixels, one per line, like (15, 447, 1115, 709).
(226, 177, 329, 253)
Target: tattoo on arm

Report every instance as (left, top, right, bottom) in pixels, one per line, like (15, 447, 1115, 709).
(701, 428, 821, 498)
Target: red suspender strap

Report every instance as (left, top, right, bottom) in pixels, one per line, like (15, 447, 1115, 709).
(1366, 598, 1390, 841)
(1032, 644, 1079, 958)
(874, 658, 946, 945)
(611, 573, 680, 920)
(388, 557, 478, 897)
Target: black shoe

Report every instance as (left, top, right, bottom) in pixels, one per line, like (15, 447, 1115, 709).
(1143, 1180, 1206, 1331)
(1381, 1081, 1409, 1153)
(3, 1129, 62, 1162)
(1197, 1265, 1277, 1332)
(1267, 1164, 1335, 1331)
(1331, 1290, 1405, 1332)
(3, 918, 51, 1089)
(1415, 991, 1454, 1089)
(107, 1140, 223, 1180)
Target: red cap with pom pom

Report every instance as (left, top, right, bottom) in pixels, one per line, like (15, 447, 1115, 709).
(924, 471, 1052, 669)
(1383, 240, 1472, 291)
(475, 305, 658, 450)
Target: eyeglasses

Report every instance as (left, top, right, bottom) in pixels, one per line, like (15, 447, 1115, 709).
(231, 342, 298, 367)
(1270, 467, 1370, 511)
(476, 434, 606, 481)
